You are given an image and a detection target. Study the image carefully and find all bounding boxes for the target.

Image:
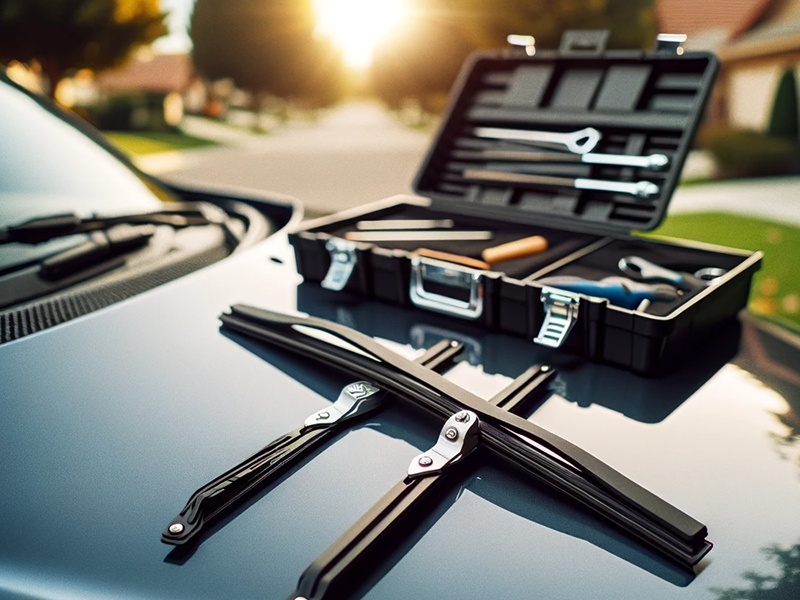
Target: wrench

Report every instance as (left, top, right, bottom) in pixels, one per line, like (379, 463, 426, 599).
(453, 148, 669, 170)
(474, 126, 601, 154)
(537, 275, 679, 309)
(618, 256, 727, 291)
(461, 169, 660, 199)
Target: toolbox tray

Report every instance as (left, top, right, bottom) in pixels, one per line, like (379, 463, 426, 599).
(290, 31, 763, 375)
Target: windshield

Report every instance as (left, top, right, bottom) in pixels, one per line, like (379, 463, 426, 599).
(0, 75, 172, 227)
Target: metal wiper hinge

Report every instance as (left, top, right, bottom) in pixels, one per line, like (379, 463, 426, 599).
(290, 411, 481, 600)
(408, 410, 480, 478)
(304, 381, 385, 428)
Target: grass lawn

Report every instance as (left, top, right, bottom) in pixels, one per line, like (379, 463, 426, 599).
(648, 212, 800, 330)
(103, 131, 218, 157)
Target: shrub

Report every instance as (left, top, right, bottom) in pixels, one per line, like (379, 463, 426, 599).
(696, 125, 800, 179)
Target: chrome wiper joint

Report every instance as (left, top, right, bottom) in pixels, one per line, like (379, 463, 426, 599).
(303, 381, 386, 429)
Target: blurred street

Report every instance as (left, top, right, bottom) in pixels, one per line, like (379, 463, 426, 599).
(136, 102, 800, 227)
(145, 101, 433, 217)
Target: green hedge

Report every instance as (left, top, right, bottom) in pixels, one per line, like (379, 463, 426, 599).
(696, 126, 800, 179)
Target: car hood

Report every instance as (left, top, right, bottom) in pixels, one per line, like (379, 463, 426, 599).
(1, 232, 799, 600)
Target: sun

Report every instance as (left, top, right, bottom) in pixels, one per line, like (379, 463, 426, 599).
(313, 0, 407, 69)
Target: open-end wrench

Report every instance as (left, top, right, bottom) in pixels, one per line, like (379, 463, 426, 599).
(618, 256, 727, 291)
(453, 148, 669, 170)
(461, 169, 660, 199)
(474, 126, 601, 154)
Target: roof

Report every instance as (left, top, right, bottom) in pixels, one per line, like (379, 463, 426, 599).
(718, 18, 800, 60)
(96, 53, 196, 94)
(657, 0, 773, 44)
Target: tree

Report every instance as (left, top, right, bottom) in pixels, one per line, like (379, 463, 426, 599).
(369, 0, 657, 113)
(768, 68, 800, 141)
(458, 0, 657, 52)
(0, 0, 166, 98)
(190, 0, 345, 106)
(370, 7, 473, 115)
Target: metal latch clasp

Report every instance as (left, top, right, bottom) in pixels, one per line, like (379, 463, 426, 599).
(534, 288, 580, 348)
(321, 238, 358, 291)
(409, 256, 484, 320)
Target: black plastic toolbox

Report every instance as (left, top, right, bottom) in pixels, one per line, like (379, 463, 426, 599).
(290, 31, 763, 375)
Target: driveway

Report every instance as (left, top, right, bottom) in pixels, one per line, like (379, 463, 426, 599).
(151, 102, 432, 218)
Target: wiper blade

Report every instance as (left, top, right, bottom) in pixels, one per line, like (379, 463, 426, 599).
(291, 410, 481, 600)
(219, 304, 712, 568)
(161, 338, 466, 547)
(0, 203, 235, 245)
(38, 225, 155, 280)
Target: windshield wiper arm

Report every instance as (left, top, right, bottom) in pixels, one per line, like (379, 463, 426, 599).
(0, 203, 235, 245)
(161, 338, 467, 547)
(290, 410, 481, 600)
(219, 304, 712, 568)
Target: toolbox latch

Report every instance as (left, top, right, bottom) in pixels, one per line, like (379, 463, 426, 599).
(534, 288, 580, 348)
(321, 238, 358, 291)
(409, 257, 484, 320)
(559, 30, 609, 56)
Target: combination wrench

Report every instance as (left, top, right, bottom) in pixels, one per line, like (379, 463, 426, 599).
(474, 126, 602, 154)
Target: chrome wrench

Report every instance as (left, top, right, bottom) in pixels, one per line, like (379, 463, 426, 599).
(474, 126, 601, 154)
(453, 148, 669, 170)
(618, 256, 727, 291)
(461, 169, 660, 199)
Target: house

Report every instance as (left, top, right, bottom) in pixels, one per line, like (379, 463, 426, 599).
(659, 0, 800, 130)
(73, 51, 206, 130)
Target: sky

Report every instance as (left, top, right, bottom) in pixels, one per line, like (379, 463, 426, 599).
(152, 0, 194, 54)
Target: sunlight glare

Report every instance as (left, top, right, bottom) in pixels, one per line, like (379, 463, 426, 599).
(313, 0, 406, 69)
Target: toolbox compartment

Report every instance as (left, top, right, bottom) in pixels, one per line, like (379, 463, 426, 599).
(289, 31, 762, 375)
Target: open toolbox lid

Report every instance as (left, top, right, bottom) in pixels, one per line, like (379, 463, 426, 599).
(413, 31, 719, 237)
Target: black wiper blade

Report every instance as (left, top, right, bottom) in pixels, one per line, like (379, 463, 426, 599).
(161, 338, 466, 547)
(0, 203, 227, 245)
(219, 304, 712, 568)
(38, 225, 156, 280)
(290, 410, 482, 600)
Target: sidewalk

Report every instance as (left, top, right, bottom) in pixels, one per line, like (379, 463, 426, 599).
(670, 177, 800, 226)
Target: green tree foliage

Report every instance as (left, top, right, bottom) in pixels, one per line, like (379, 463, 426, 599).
(768, 69, 800, 141)
(0, 0, 166, 97)
(190, 0, 345, 105)
(370, 0, 657, 112)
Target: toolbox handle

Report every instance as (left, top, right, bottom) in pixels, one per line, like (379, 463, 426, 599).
(409, 256, 484, 320)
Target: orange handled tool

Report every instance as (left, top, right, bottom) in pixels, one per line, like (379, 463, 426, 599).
(481, 235, 548, 264)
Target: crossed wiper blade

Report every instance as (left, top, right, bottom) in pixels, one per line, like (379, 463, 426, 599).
(219, 304, 712, 569)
